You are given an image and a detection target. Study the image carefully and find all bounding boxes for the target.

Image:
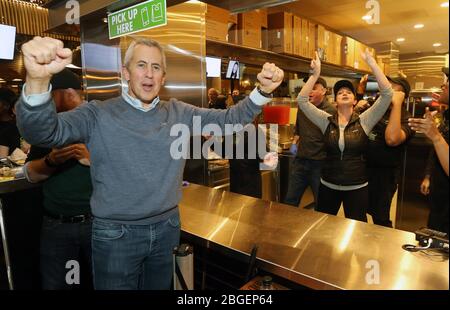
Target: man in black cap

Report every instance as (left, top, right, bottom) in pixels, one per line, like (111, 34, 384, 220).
(24, 68, 93, 289)
(411, 67, 448, 233)
(356, 75, 414, 227)
(284, 76, 335, 208)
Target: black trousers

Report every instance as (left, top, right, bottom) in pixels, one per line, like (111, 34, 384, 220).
(367, 167, 398, 228)
(40, 215, 92, 290)
(428, 179, 449, 234)
(317, 183, 368, 222)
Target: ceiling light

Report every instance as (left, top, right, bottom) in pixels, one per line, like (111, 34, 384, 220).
(433, 43, 442, 47)
(12, 78, 22, 82)
(396, 38, 405, 42)
(102, 17, 108, 23)
(362, 15, 372, 21)
(414, 24, 424, 29)
(441, 2, 449, 7)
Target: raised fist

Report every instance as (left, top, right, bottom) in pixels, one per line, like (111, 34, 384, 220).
(257, 63, 284, 94)
(22, 37, 72, 81)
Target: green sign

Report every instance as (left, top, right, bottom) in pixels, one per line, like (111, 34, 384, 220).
(108, 0, 167, 39)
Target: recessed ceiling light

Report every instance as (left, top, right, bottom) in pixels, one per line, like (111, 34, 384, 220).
(12, 78, 22, 82)
(441, 2, 449, 8)
(433, 43, 442, 47)
(362, 15, 372, 21)
(396, 38, 405, 42)
(414, 24, 424, 29)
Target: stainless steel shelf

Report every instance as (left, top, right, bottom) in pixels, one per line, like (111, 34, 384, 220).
(206, 39, 371, 78)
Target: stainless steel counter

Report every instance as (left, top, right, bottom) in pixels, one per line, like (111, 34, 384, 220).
(0, 177, 38, 195)
(179, 184, 449, 290)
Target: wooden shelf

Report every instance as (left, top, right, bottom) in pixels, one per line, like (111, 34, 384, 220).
(206, 39, 371, 79)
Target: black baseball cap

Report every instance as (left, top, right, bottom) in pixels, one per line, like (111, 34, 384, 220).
(443, 67, 449, 78)
(302, 76, 327, 89)
(387, 76, 411, 98)
(333, 80, 355, 98)
(50, 68, 82, 90)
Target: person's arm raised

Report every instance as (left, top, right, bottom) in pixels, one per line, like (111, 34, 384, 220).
(22, 37, 72, 96)
(359, 49, 393, 134)
(297, 52, 331, 134)
(299, 52, 321, 97)
(360, 48, 390, 91)
(16, 37, 94, 148)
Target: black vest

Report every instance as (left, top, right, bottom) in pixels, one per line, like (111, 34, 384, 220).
(322, 113, 369, 186)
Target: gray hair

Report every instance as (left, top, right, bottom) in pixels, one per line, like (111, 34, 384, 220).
(123, 38, 167, 74)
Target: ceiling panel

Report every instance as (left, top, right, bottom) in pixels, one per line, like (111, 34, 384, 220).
(271, 0, 449, 54)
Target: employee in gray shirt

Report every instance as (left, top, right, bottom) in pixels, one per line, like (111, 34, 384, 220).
(284, 77, 335, 208)
(16, 36, 284, 290)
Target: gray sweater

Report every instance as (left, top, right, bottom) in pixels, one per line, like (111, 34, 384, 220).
(16, 91, 266, 224)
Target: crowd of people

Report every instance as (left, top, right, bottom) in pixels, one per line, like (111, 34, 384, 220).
(0, 34, 447, 290)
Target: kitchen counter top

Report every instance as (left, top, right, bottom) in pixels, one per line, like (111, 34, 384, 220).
(179, 184, 449, 290)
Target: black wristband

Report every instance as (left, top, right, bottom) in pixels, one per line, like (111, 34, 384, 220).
(257, 86, 273, 98)
(44, 154, 58, 168)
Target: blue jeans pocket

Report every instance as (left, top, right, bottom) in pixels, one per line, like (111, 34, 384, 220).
(92, 219, 125, 241)
(166, 214, 180, 228)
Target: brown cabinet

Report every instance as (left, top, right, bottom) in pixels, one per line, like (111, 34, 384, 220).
(268, 12, 293, 54)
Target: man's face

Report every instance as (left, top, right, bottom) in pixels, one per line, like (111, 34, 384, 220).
(309, 83, 326, 106)
(122, 44, 166, 104)
(208, 89, 218, 102)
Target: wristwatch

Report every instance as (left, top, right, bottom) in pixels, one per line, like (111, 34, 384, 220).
(257, 86, 273, 98)
(44, 154, 58, 168)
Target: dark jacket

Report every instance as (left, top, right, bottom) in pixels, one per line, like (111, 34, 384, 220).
(322, 113, 369, 186)
(294, 99, 336, 160)
(364, 106, 415, 168)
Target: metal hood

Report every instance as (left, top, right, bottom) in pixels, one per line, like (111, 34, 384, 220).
(44, 0, 299, 34)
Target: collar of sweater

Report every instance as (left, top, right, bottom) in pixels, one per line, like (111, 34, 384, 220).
(121, 84, 160, 112)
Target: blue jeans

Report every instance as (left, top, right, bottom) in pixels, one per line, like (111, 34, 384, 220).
(40, 215, 92, 290)
(284, 158, 322, 208)
(91, 212, 180, 290)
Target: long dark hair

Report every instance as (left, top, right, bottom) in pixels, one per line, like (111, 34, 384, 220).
(0, 88, 18, 120)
